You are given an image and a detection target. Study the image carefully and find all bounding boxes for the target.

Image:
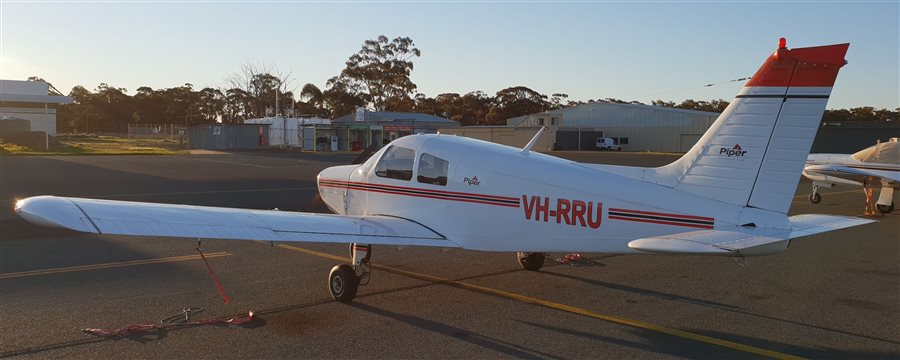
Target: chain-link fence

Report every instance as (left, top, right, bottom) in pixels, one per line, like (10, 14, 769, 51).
(125, 124, 188, 150)
(128, 124, 186, 139)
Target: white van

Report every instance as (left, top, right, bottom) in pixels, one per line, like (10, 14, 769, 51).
(595, 137, 621, 151)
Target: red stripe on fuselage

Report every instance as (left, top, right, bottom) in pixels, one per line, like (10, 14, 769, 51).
(319, 179, 519, 201)
(319, 183, 521, 208)
(608, 208, 714, 222)
(320, 180, 519, 205)
(608, 215, 714, 229)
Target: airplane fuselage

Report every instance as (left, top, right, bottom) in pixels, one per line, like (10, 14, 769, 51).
(318, 134, 788, 254)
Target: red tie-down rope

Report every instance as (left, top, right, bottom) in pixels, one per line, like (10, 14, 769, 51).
(553, 253, 601, 266)
(196, 241, 230, 304)
(82, 242, 251, 337)
(82, 309, 254, 337)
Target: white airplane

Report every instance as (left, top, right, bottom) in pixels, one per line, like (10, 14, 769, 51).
(804, 138, 898, 214)
(15, 39, 874, 302)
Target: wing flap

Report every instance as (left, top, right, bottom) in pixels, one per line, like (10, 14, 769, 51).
(15, 196, 456, 248)
(628, 214, 874, 256)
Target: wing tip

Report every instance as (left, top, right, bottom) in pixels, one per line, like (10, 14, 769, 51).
(14, 196, 98, 233)
(787, 214, 877, 239)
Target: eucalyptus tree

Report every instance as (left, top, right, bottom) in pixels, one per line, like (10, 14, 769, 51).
(197, 87, 225, 123)
(486, 86, 548, 124)
(330, 35, 421, 112)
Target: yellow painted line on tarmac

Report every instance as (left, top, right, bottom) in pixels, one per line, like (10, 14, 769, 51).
(0, 252, 231, 280)
(275, 244, 803, 360)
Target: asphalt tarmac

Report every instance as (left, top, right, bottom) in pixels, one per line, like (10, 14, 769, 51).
(1, 150, 897, 359)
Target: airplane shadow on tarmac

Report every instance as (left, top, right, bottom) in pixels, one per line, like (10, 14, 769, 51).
(350, 302, 564, 360)
(517, 320, 900, 359)
(539, 271, 900, 349)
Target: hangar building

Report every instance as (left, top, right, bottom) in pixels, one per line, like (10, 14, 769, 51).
(1, 80, 74, 136)
(507, 102, 721, 152)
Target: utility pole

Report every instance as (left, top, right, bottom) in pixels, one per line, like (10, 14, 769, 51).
(44, 102, 49, 150)
(185, 112, 190, 149)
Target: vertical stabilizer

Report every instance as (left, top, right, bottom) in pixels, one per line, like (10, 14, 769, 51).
(647, 40, 849, 214)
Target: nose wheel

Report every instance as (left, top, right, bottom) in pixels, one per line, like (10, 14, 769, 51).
(877, 202, 894, 214)
(328, 264, 358, 302)
(809, 185, 822, 204)
(327, 243, 372, 302)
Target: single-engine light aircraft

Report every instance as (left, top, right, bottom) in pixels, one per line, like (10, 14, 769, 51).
(804, 137, 899, 214)
(15, 39, 874, 302)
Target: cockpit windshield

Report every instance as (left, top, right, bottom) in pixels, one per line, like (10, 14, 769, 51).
(374, 146, 415, 181)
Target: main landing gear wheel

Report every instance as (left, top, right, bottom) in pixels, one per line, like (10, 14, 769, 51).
(327, 243, 372, 302)
(877, 202, 894, 214)
(328, 264, 358, 302)
(517, 252, 545, 271)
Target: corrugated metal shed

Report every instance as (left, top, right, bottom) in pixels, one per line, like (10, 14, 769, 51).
(508, 102, 720, 152)
(436, 126, 554, 151)
(189, 124, 269, 150)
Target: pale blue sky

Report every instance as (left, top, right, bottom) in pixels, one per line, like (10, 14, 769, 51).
(2, 1, 897, 110)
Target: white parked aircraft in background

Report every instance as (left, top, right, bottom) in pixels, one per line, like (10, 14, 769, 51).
(804, 138, 898, 214)
(15, 39, 873, 302)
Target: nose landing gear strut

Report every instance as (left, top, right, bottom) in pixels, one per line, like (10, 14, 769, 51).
(809, 185, 822, 204)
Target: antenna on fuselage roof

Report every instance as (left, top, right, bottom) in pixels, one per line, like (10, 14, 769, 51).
(521, 127, 547, 155)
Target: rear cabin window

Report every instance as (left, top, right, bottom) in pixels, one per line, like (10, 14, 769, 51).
(375, 146, 415, 181)
(417, 153, 449, 186)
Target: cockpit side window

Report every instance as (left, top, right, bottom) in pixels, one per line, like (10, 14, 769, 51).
(417, 153, 449, 186)
(374, 146, 415, 181)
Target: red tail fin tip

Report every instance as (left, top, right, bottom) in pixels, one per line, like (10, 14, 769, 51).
(747, 42, 849, 88)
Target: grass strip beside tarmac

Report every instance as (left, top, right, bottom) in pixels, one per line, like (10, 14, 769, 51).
(1, 135, 187, 156)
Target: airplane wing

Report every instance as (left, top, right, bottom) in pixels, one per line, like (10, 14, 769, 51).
(804, 164, 900, 186)
(627, 214, 874, 256)
(14, 196, 458, 248)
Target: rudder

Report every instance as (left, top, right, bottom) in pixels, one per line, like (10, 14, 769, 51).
(646, 40, 849, 214)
